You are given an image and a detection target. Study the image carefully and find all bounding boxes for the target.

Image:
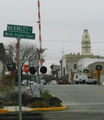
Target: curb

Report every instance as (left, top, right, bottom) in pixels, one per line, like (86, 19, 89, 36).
(0, 94, 67, 114)
(0, 104, 67, 114)
(30, 104, 67, 112)
(0, 109, 12, 114)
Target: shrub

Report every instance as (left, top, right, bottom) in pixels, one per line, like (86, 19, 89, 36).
(29, 97, 50, 108)
(49, 97, 62, 107)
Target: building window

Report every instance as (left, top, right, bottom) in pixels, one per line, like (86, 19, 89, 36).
(74, 64, 77, 69)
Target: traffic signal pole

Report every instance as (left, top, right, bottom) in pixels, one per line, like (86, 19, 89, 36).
(37, 0, 42, 65)
(37, 49, 40, 84)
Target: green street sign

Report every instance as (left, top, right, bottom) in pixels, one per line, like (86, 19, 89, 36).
(3, 31, 35, 39)
(7, 24, 33, 34)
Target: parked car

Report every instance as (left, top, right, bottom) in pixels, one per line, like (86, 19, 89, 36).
(85, 77, 97, 84)
(22, 80, 35, 85)
(22, 80, 27, 85)
(50, 80, 58, 85)
(40, 79, 46, 85)
(57, 79, 70, 84)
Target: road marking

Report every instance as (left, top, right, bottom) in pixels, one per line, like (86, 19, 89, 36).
(65, 103, 104, 106)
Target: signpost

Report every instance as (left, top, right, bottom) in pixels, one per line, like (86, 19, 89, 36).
(3, 24, 35, 120)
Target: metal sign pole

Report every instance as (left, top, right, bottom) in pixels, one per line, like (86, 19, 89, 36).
(3, 24, 35, 120)
(17, 38, 22, 120)
(98, 70, 100, 85)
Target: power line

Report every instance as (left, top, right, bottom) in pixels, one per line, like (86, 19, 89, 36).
(1, 35, 104, 44)
(42, 40, 104, 44)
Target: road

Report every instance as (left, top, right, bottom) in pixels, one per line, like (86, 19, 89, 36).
(1, 85, 104, 120)
(45, 85, 104, 112)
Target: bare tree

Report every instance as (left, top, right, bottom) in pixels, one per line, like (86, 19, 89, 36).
(6, 42, 39, 67)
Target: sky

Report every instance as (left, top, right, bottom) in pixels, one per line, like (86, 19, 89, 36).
(0, 0, 104, 71)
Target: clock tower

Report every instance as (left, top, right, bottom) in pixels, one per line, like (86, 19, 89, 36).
(82, 29, 91, 55)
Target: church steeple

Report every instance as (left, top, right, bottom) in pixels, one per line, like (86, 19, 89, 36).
(82, 29, 91, 55)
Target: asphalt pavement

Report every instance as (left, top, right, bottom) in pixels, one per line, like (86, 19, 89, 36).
(1, 84, 104, 120)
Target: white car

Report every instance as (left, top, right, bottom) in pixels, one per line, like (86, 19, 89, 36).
(22, 80, 27, 85)
(40, 79, 46, 85)
(50, 80, 57, 85)
(85, 77, 97, 84)
(22, 80, 34, 85)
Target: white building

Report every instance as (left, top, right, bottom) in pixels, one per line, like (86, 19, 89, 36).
(60, 29, 104, 82)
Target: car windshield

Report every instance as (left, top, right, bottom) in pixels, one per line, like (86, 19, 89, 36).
(0, 0, 104, 120)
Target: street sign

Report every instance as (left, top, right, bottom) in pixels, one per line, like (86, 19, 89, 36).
(24, 65, 30, 73)
(96, 65, 102, 71)
(3, 31, 35, 39)
(7, 24, 33, 33)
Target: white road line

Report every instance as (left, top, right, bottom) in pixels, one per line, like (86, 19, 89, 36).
(65, 103, 104, 106)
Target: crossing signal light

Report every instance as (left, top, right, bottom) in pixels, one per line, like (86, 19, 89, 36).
(29, 67, 36, 75)
(40, 66, 47, 74)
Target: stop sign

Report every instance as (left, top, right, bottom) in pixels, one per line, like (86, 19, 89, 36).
(23, 65, 30, 73)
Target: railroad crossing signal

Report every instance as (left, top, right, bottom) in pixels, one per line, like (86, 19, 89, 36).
(40, 66, 47, 74)
(96, 65, 102, 71)
(7, 63, 16, 71)
(96, 65, 102, 85)
(83, 69, 89, 73)
(29, 67, 37, 75)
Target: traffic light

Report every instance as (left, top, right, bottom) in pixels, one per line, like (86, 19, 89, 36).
(40, 66, 47, 74)
(29, 67, 36, 75)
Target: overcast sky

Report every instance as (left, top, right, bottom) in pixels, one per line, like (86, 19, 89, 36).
(0, 0, 104, 71)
